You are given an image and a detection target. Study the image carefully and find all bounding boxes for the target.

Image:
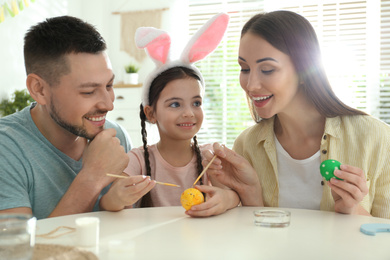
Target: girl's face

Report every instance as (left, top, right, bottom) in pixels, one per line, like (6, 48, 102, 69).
(238, 32, 302, 119)
(147, 77, 204, 142)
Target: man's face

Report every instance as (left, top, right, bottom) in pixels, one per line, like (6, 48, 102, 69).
(47, 52, 115, 140)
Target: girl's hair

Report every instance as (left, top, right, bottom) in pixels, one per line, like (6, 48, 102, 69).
(241, 10, 367, 122)
(139, 66, 203, 206)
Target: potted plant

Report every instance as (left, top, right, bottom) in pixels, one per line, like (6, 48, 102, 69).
(124, 63, 140, 84)
(0, 89, 34, 117)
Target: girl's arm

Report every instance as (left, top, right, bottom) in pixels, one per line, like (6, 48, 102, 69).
(100, 175, 155, 211)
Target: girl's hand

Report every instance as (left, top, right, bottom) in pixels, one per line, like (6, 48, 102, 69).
(202, 142, 263, 206)
(185, 185, 240, 217)
(328, 164, 370, 215)
(100, 175, 156, 211)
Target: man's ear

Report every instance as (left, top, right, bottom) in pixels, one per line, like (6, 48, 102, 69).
(144, 105, 156, 124)
(26, 73, 48, 105)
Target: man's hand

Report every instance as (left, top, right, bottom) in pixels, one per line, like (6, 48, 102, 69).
(81, 128, 130, 190)
(48, 128, 130, 217)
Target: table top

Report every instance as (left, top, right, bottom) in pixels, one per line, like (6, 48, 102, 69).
(36, 206, 390, 260)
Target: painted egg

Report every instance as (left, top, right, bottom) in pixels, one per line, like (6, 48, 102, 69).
(180, 188, 204, 210)
(320, 159, 343, 181)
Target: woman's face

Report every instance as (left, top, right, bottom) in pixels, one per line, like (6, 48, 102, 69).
(238, 32, 301, 119)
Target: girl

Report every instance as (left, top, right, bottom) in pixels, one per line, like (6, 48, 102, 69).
(100, 13, 240, 217)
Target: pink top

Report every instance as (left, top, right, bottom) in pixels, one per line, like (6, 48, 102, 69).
(123, 144, 211, 207)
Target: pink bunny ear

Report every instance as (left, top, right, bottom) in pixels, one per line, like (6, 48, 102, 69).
(181, 13, 229, 64)
(135, 27, 171, 65)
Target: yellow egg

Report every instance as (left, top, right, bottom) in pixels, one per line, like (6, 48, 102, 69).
(180, 188, 204, 210)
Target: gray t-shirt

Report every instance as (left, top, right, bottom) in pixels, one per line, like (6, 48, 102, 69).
(0, 104, 132, 219)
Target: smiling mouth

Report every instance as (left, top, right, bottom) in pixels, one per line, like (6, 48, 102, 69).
(178, 123, 195, 127)
(85, 115, 106, 121)
(253, 95, 273, 101)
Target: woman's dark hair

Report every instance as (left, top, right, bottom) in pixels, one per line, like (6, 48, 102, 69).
(24, 16, 106, 86)
(241, 10, 366, 122)
(139, 66, 203, 207)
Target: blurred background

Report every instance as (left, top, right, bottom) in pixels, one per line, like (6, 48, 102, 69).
(0, 0, 389, 148)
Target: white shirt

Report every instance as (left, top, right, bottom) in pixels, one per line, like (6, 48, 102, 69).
(275, 135, 323, 209)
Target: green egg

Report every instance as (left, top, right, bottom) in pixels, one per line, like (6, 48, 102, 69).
(319, 159, 343, 181)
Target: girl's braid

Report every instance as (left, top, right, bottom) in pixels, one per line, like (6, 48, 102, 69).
(192, 135, 204, 185)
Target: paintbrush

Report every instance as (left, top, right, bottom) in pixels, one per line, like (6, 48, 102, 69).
(192, 154, 217, 187)
(106, 173, 181, 187)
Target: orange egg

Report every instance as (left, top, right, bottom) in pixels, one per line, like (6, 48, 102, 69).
(180, 188, 204, 210)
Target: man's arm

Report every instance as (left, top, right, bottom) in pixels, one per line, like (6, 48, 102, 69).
(47, 129, 130, 217)
(0, 126, 130, 218)
(0, 207, 32, 215)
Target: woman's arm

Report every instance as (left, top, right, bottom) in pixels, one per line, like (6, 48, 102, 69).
(203, 143, 264, 206)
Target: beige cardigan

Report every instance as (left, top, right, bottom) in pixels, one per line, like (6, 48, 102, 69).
(233, 115, 390, 219)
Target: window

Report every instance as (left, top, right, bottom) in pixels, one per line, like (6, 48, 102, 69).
(189, 0, 389, 148)
(380, 0, 390, 122)
(189, 1, 263, 148)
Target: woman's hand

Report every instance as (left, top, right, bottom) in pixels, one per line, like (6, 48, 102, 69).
(185, 185, 240, 217)
(328, 164, 370, 216)
(100, 175, 156, 211)
(202, 142, 263, 206)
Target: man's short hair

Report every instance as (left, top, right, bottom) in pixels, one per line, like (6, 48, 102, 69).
(24, 16, 107, 86)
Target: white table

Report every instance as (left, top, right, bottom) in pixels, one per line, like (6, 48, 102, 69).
(36, 206, 390, 260)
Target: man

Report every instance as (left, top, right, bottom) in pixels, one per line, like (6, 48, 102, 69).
(0, 16, 131, 219)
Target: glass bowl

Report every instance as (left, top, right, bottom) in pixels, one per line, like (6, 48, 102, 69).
(253, 209, 291, 227)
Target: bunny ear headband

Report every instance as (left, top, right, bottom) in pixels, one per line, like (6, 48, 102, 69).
(135, 13, 230, 106)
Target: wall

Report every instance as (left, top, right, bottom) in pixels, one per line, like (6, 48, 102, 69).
(0, 0, 189, 145)
(66, 0, 189, 85)
(0, 0, 68, 99)
(0, 0, 188, 100)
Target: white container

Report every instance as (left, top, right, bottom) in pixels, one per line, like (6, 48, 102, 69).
(75, 217, 100, 247)
(124, 73, 139, 84)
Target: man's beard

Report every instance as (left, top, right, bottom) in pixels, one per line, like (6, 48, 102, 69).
(49, 101, 103, 141)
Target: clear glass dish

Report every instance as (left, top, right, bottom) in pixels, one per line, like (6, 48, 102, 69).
(253, 209, 291, 228)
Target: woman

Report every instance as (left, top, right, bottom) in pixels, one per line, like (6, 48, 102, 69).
(204, 10, 390, 219)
